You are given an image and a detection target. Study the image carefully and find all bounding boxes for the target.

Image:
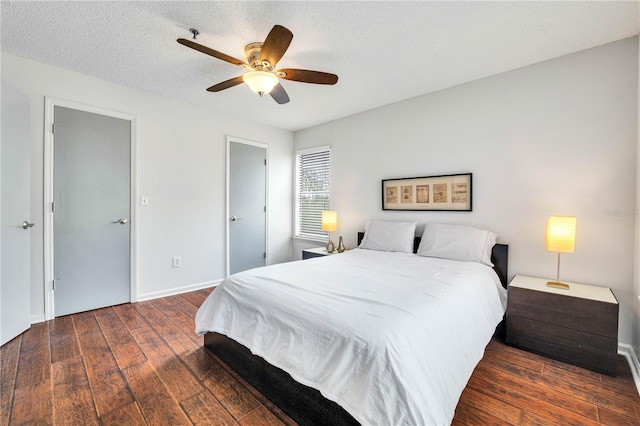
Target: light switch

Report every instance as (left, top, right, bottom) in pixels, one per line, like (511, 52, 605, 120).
(141, 196, 149, 206)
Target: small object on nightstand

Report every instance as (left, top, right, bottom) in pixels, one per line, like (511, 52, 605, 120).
(325, 239, 335, 253)
(506, 274, 619, 376)
(337, 236, 345, 253)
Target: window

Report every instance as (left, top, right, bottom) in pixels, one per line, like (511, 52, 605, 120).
(295, 146, 331, 241)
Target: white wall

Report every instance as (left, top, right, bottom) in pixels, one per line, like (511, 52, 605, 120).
(635, 31, 640, 357)
(294, 37, 639, 346)
(1, 53, 293, 321)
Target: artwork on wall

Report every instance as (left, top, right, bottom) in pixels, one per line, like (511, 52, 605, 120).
(382, 173, 472, 211)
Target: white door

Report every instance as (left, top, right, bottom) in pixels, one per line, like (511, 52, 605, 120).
(53, 106, 131, 317)
(228, 138, 267, 275)
(1, 81, 32, 346)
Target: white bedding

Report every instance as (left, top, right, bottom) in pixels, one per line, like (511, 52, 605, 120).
(195, 248, 507, 425)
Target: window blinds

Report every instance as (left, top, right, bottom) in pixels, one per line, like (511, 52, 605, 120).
(295, 147, 331, 240)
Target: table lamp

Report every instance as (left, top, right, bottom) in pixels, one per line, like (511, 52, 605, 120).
(322, 210, 337, 253)
(545, 216, 576, 290)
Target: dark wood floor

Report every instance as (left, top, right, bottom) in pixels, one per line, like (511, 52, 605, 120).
(2, 287, 639, 426)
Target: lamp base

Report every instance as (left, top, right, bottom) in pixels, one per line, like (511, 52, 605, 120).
(547, 281, 570, 290)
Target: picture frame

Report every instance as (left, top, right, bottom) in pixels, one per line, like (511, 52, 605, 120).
(382, 173, 472, 211)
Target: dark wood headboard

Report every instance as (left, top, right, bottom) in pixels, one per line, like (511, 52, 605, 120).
(356, 232, 509, 288)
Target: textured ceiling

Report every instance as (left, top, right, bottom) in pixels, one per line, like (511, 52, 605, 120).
(2, 1, 639, 132)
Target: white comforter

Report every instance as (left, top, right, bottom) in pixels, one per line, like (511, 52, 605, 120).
(195, 249, 507, 426)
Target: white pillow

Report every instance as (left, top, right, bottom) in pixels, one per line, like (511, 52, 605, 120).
(359, 220, 417, 253)
(417, 224, 497, 266)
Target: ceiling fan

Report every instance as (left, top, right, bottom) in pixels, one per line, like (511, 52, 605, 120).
(177, 25, 338, 104)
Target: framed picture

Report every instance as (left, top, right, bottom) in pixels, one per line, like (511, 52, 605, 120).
(382, 173, 472, 211)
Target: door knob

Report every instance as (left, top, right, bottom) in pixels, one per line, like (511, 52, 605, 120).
(22, 221, 35, 230)
(230, 216, 242, 222)
(112, 218, 128, 225)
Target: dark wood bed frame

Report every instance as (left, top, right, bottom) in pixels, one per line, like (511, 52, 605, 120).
(204, 235, 509, 425)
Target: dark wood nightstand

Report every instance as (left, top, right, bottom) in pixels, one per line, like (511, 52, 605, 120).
(506, 275, 619, 376)
(302, 247, 340, 259)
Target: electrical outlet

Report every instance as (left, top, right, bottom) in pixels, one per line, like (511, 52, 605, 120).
(172, 256, 181, 268)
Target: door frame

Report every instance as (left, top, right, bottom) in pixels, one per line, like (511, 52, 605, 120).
(43, 97, 137, 321)
(226, 136, 269, 277)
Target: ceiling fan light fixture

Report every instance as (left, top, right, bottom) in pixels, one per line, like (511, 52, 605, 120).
(243, 71, 279, 96)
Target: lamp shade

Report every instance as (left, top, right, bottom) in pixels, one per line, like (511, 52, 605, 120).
(242, 71, 279, 96)
(321, 210, 338, 232)
(546, 216, 576, 253)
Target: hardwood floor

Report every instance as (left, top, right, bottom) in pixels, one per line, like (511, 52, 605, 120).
(2, 287, 639, 425)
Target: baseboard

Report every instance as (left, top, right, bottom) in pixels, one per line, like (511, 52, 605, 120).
(28, 282, 219, 324)
(137, 279, 221, 302)
(618, 342, 640, 395)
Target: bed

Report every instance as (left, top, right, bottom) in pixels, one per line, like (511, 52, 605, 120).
(196, 223, 508, 425)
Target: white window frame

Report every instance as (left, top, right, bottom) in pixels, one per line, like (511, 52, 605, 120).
(294, 145, 331, 242)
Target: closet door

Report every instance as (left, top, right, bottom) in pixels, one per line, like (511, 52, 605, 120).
(228, 138, 267, 275)
(53, 106, 131, 317)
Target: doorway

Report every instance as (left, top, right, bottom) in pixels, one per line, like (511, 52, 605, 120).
(227, 137, 268, 276)
(44, 99, 136, 319)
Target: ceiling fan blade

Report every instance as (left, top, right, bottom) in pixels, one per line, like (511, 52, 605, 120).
(278, 69, 338, 85)
(177, 38, 246, 66)
(260, 25, 293, 67)
(206, 76, 245, 92)
(270, 83, 290, 104)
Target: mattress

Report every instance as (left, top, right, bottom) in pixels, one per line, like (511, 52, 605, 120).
(195, 248, 507, 425)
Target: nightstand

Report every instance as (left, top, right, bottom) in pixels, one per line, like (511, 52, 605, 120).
(302, 247, 340, 259)
(506, 275, 619, 376)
